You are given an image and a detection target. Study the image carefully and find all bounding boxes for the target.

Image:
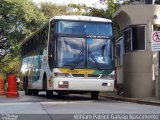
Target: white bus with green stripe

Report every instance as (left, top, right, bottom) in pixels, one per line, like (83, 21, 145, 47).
(21, 15, 115, 100)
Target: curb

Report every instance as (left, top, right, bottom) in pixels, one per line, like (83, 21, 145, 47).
(100, 94, 160, 106)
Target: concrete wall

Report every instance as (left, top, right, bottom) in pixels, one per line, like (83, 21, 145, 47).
(113, 5, 160, 30)
(123, 52, 153, 97)
(116, 66, 123, 84)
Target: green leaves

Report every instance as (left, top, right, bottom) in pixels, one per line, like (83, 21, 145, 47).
(40, 2, 70, 18)
(0, 0, 125, 74)
(0, 0, 47, 73)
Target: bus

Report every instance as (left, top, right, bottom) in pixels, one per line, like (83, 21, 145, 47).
(21, 15, 115, 100)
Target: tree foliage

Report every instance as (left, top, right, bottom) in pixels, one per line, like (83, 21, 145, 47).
(68, 4, 89, 15)
(40, 2, 89, 18)
(0, 0, 47, 74)
(40, 2, 70, 18)
(68, 0, 121, 19)
(0, 0, 126, 74)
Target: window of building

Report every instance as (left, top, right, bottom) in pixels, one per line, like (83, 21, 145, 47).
(123, 25, 146, 53)
(124, 28, 132, 52)
(115, 37, 124, 66)
(153, 25, 160, 31)
(132, 26, 145, 50)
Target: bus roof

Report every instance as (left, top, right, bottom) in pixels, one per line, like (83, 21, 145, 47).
(22, 16, 111, 45)
(50, 15, 112, 23)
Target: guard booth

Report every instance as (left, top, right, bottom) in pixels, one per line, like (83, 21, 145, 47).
(113, 0, 160, 98)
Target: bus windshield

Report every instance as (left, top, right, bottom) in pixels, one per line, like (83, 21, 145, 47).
(57, 21, 112, 36)
(56, 37, 113, 70)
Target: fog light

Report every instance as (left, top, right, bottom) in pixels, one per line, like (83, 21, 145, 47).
(107, 83, 112, 87)
(58, 81, 63, 85)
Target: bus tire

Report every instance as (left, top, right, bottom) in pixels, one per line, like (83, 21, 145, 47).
(46, 90, 53, 98)
(24, 76, 31, 95)
(32, 90, 39, 96)
(43, 73, 52, 98)
(91, 91, 99, 100)
(43, 73, 47, 90)
(24, 77, 27, 95)
(28, 89, 32, 95)
(58, 92, 69, 96)
(23, 77, 26, 90)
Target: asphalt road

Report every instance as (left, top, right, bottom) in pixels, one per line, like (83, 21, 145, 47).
(0, 91, 160, 120)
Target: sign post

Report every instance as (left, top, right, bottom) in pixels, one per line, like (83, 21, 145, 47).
(151, 31, 160, 99)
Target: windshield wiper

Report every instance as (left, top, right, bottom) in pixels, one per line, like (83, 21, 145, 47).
(88, 48, 101, 70)
(71, 43, 84, 70)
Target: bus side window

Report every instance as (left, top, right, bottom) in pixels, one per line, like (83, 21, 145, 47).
(38, 32, 41, 48)
(38, 31, 44, 48)
(31, 38, 34, 52)
(33, 36, 36, 51)
(38, 27, 48, 49)
(48, 21, 55, 70)
(26, 42, 29, 55)
(49, 21, 55, 40)
(35, 35, 38, 50)
(44, 28, 48, 46)
(48, 37, 56, 70)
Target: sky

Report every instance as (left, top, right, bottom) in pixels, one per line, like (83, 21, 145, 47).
(32, 0, 106, 8)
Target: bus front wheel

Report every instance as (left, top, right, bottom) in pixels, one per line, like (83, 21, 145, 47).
(91, 91, 99, 100)
(32, 90, 39, 96)
(46, 90, 53, 98)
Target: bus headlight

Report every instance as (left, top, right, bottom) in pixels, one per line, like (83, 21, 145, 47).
(58, 81, 69, 88)
(102, 82, 112, 87)
(107, 82, 112, 87)
(58, 81, 64, 85)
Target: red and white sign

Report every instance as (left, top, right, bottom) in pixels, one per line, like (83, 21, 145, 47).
(151, 31, 160, 51)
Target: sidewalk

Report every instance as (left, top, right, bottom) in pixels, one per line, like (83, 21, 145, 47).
(100, 92, 160, 106)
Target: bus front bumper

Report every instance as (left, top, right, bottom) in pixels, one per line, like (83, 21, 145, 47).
(52, 77, 114, 91)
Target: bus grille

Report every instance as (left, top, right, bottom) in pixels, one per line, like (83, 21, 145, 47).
(72, 74, 100, 78)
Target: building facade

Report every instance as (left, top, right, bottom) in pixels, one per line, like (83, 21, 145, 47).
(113, 4, 160, 98)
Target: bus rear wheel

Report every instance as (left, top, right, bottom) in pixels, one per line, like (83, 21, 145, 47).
(91, 91, 99, 100)
(24, 76, 32, 95)
(28, 89, 32, 95)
